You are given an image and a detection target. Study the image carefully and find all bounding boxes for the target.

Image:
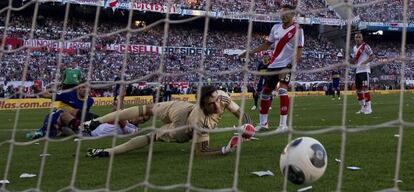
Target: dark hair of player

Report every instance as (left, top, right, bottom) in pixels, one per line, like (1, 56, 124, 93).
(199, 85, 218, 109)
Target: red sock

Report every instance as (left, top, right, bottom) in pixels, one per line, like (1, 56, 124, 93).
(260, 99, 272, 114)
(357, 92, 364, 101)
(364, 92, 371, 102)
(280, 95, 289, 115)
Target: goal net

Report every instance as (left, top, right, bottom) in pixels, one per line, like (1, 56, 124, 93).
(0, 0, 412, 191)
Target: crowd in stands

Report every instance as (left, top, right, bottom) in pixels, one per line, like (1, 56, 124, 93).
(353, 0, 414, 23)
(135, 0, 337, 18)
(109, 0, 414, 22)
(1, 8, 414, 98)
(176, 0, 413, 22)
(173, 0, 414, 22)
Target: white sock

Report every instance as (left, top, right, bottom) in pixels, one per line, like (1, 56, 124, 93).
(279, 115, 288, 127)
(359, 100, 366, 109)
(259, 114, 268, 126)
(366, 101, 371, 110)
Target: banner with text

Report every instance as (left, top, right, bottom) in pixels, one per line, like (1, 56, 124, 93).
(56, 0, 179, 13)
(108, 44, 218, 55)
(3, 91, 413, 110)
(24, 39, 91, 50)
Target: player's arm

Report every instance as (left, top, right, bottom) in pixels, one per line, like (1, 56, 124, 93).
(295, 28, 304, 63)
(189, 122, 223, 156)
(195, 137, 241, 156)
(296, 47, 303, 62)
(229, 103, 251, 125)
(38, 90, 53, 99)
(195, 140, 223, 156)
(223, 94, 252, 124)
(363, 54, 374, 65)
(190, 120, 240, 156)
(239, 41, 272, 58)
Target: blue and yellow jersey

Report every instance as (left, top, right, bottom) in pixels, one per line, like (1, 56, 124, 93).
(257, 62, 269, 73)
(55, 90, 94, 112)
(332, 70, 340, 79)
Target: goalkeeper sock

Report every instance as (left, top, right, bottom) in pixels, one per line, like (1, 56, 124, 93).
(96, 105, 147, 123)
(106, 134, 152, 155)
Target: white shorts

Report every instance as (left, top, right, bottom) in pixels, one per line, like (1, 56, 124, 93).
(91, 123, 138, 137)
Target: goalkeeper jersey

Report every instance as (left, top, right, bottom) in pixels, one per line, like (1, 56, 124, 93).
(63, 67, 82, 85)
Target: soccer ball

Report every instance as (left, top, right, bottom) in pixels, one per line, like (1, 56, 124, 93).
(279, 137, 327, 185)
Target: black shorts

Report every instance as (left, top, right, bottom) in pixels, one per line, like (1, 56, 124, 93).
(256, 76, 265, 92)
(332, 79, 340, 89)
(355, 72, 369, 90)
(264, 67, 291, 90)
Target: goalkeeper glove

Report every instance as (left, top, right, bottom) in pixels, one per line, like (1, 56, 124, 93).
(221, 136, 241, 155)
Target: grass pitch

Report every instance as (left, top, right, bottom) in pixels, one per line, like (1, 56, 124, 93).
(0, 94, 413, 191)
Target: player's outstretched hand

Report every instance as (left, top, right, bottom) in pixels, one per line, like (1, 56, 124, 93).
(221, 136, 241, 155)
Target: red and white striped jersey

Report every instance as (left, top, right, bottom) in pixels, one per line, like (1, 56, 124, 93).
(352, 43, 373, 74)
(267, 23, 304, 69)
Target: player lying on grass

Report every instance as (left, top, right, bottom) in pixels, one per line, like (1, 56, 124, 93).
(26, 84, 97, 139)
(83, 85, 255, 157)
(88, 118, 141, 137)
(83, 77, 150, 137)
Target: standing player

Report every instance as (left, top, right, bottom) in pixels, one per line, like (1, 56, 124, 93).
(331, 69, 341, 100)
(83, 86, 253, 157)
(112, 76, 125, 111)
(351, 32, 374, 114)
(62, 61, 82, 90)
(240, 0, 303, 132)
(251, 55, 273, 111)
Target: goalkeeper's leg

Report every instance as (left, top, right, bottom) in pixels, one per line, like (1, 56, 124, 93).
(82, 105, 153, 132)
(87, 134, 153, 157)
(107, 134, 153, 155)
(97, 105, 153, 123)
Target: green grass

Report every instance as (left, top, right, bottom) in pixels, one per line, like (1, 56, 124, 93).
(0, 94, 413, 191)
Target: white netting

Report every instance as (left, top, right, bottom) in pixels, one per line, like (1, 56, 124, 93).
(0, 0, 412, 191)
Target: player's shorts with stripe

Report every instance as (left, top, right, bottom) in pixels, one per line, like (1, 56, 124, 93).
(355, 72, 370, 90)
(264, 66, 291, 89)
